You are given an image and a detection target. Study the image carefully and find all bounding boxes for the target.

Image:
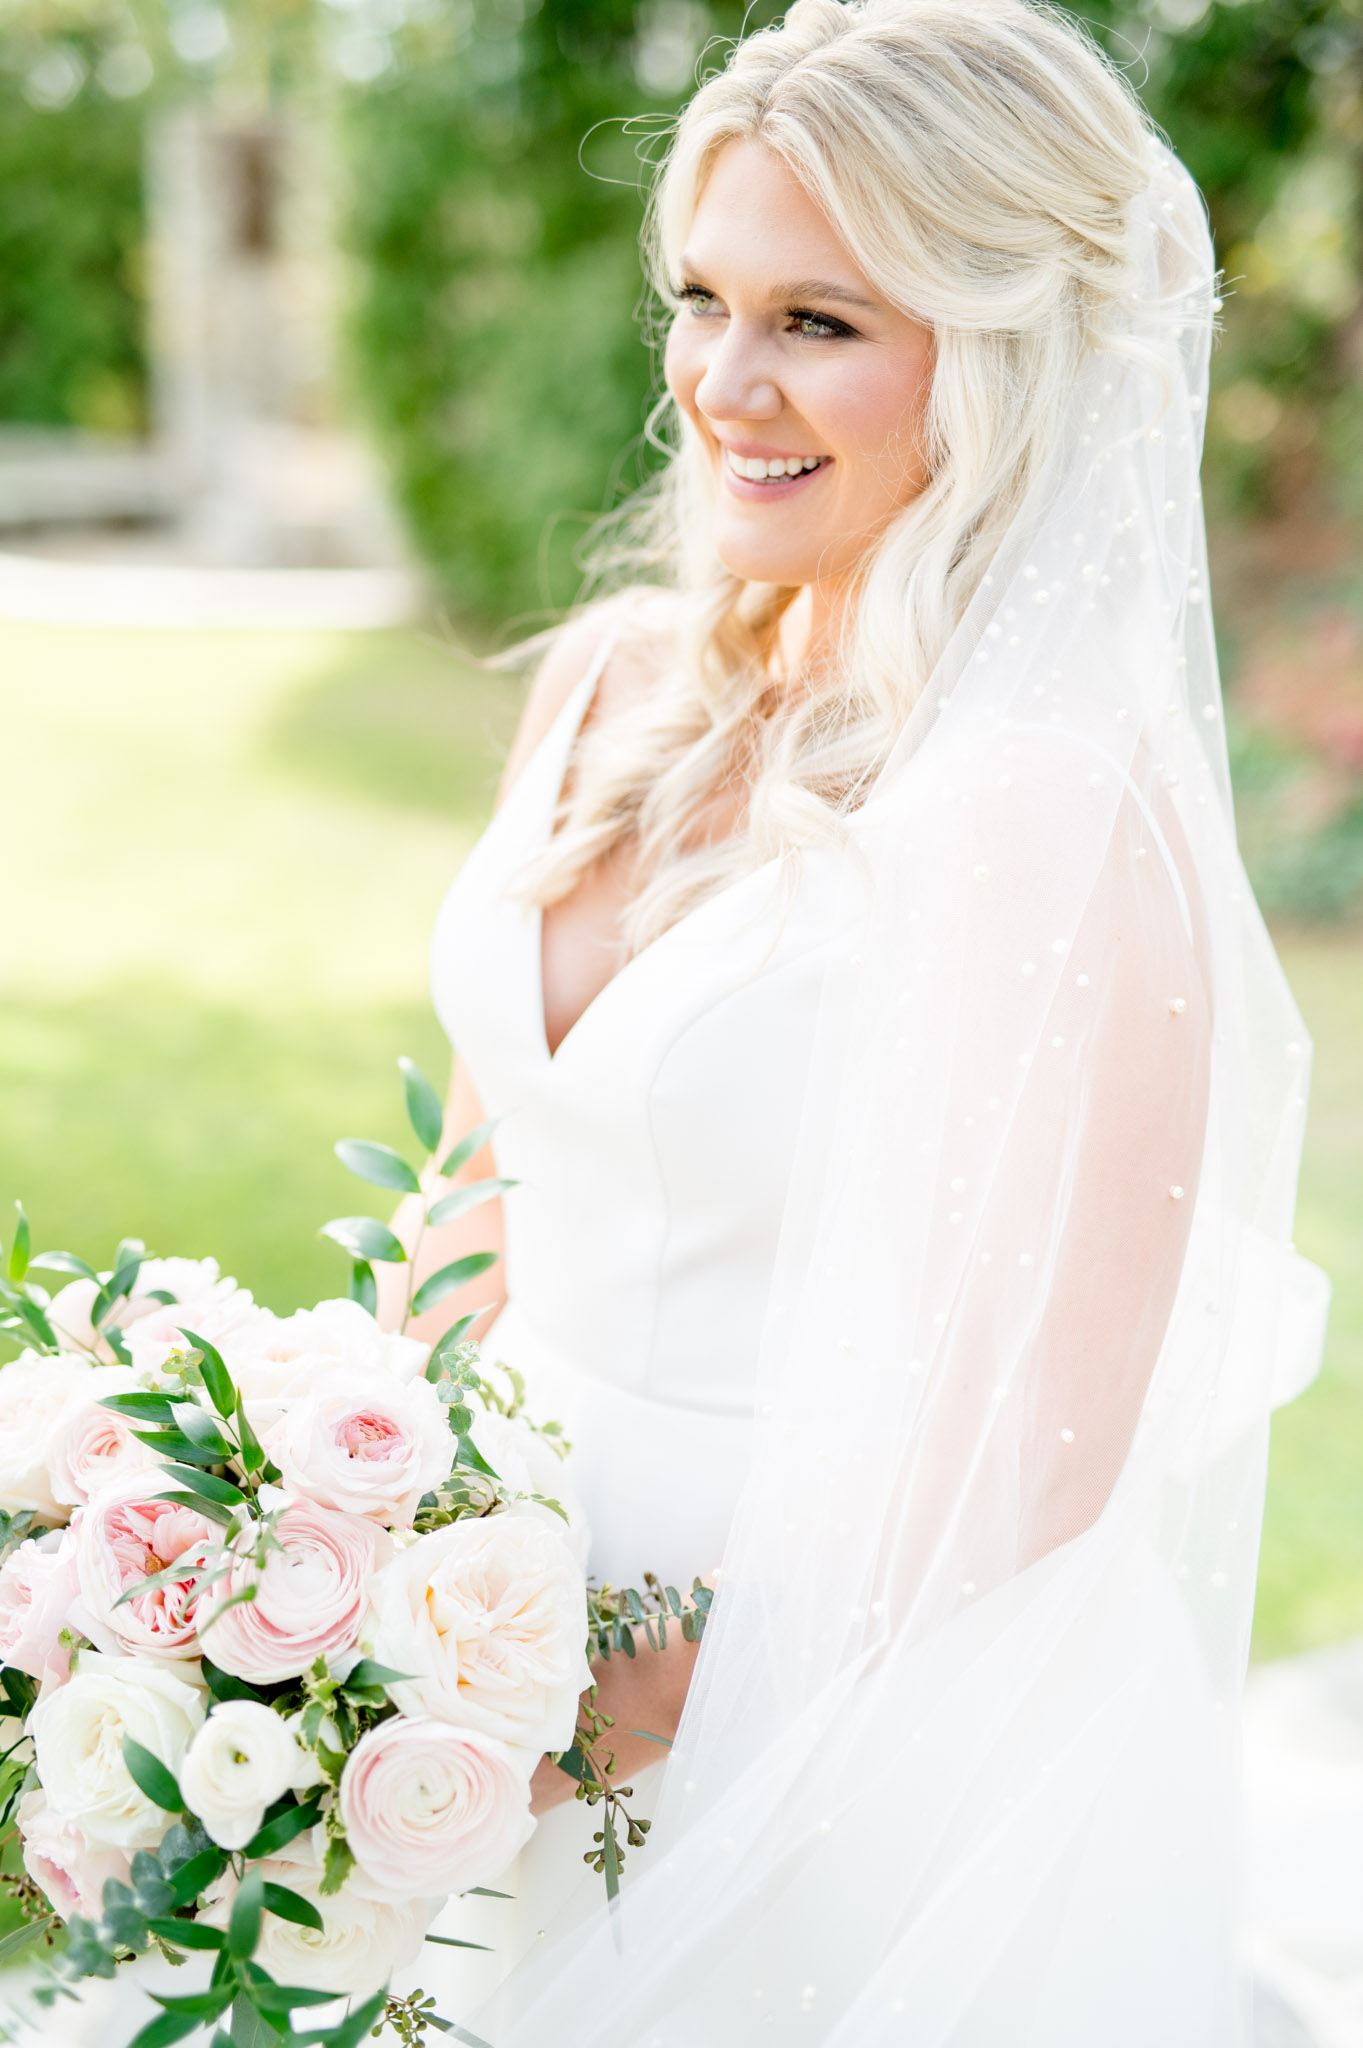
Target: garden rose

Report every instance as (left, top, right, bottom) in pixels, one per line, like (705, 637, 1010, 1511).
(216, 1300, 430, 1437)
(467, 1409, 589, 1570)
(0, 1530, 79, 1688)
(364, 1514, 589, 1757)
(72, 1476, 220, 1662)
(17, 1790, 131, 1919)
(29, 1651, 205, 1848)
(340, 1716, 534, 1900)
(202, 1830, 434, 1994)
(200, 1498, 389, 1684)
(267, 1370, 454, 1526)
(0, 1351, 96, 1518)
(179, 1699, 318, 1850)
(48, 1369, 160, 1508)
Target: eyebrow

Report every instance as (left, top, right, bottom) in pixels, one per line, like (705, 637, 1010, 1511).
(678, 262, 880, 312)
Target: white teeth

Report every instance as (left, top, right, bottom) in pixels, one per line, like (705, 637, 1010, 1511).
(727, 452, 825, 481)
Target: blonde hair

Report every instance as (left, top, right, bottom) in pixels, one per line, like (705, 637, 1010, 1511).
(521, 0, 1155, 952)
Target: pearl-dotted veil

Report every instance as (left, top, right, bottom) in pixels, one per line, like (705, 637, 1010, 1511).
(484, 143, 1328, 2046)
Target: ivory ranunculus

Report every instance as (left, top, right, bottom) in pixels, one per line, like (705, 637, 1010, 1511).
(364, 1515, 590, 1758)
(202, 1829, 434, 1994)
(467, 1409, 590, 1571)
(0, 1351, 96, 1519)
(340, 1716, 534, 1900)
(0, 1530, 78, 1688)
(17, 1790, 131, 1919)
(29, 1651, 205, 1848)
(215, 1300, 430, 1438)
(179, 1699, 316, 1850)
(73, 1477, 220, 1662)
(200, 1499, 389, 1684)
(267, 1371, 454, 1527)
(48, 1369, 160, 1508)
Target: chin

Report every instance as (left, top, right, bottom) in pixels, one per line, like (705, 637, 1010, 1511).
(713, 524, 822, 587)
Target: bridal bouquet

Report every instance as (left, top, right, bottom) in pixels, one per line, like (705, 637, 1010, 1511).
(0, 1060, 705, 2048)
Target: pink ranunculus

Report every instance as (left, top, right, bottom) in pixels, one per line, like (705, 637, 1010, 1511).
(267, 1370, 454, 1527)
(73, 1476, 221, 1661)
(340, 1716, 534, 1901)
(17, 1790, 131, 1919)
(48, 1370, 160, 1509)
(199, 1499, 389, 1685)
(0, 1531, 79, 1688)
(123, 1270, 263, 1379)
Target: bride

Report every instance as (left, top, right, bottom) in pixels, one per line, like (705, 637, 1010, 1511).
(387, 0, 1327, 2039)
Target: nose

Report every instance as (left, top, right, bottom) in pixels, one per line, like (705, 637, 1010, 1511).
(694, 324, 783, 426)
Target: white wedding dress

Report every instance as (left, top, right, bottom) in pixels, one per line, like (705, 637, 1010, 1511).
(421, 636, 849, 2008)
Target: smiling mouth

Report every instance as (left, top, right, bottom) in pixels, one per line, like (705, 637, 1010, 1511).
(724, 449, 830, 483)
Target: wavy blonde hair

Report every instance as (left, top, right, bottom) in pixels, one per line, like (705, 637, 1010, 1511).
(519, 0, 1155, 952)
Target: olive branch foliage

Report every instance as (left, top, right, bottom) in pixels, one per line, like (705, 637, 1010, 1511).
(0, 1056, 695, 2048)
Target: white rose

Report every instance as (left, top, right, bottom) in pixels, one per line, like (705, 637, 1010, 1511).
(218, 1300, 429, 1437)
(340, 1716, 534, 1901)
(267, 1370, 454, 1526)
(467, 1408, 590, 1571)
(202, 1828, 435, 1995)
(48, 1367, 160, 1508)
(29, 1650, 206, 1848)
(0, 1351, 97, 1518)
(179, 1699, 316, 1850)
(364, 1515, 590, 1759)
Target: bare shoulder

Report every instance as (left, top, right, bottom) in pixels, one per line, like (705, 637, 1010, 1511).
(497, 591, 681, 804)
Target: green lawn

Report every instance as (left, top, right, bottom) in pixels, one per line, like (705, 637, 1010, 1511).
(0, 619, 1357, 1657)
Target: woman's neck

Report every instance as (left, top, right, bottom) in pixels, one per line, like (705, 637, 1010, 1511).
(772, 579, 847, 684)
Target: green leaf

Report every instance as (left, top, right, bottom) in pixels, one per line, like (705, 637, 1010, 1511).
(601, 1803, 621, 1902)
(151, 1988, 237, 2021)
(249, 1983, 340, 2017)
(348, 1260, 377, 1315)
(234, 1394, 266, 1476)
(341, 1657, 410, 1691)
(179, 1328, 237, 1418)
(319, 1833, 354, 1897)
(241, 1798, 322, 1861)
(423, 1933, 493, 1951)
(425, 1178, 517, 1228)
(90, 1256, 143, 1330)
(422, 2019, 497, 2048)
(7, 1205, 30, 1285)
(627, 1728, 674, 1746)
(399, 1055, 445, 1153)
(123, 1735, 184, 1813)
(425, 1316, 481, 1379)
(7, 1293, 57, 1351)
(127, 2011, 204, 2048)
(157, 1818, 212, 1874)
(334, 1139, 421, 1193)
(26, 1249, 96, 1280)
(168, 1847, 228, 1909)
(319, 1216, 406, 1266)
(229, 1998, 287, 2048)
(171, 1402, 235, 1457)
(0, 1916, 53, 1965)
(461, 1887, 513, 1900)
(133, 1428, 229, 1469)
(555, 1746, 588, 1781)
(261, 1883, 324, 1934)
(154, 1488, 235, 1528)
(438, 1117, 499, 1180)
(228, 1869, 265, 1961)
(202, 1658, 262, 1705)
(131, 1849, 177, 1917)
(100, 1877, 150, 1951)
(454, 1434, 500, 1480)
(411, 1251, 500, 1318)
(292, 1989, 385, 2048)
(101, 1391, 177, 1421)
(146, 1917, 226, 1951)
(158, 1464, 246, 1508)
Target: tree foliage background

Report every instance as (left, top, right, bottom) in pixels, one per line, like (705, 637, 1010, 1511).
(0, 0, 1359, 614)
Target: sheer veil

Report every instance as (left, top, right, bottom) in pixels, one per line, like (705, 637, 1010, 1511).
(483, 139, 1329, 2046)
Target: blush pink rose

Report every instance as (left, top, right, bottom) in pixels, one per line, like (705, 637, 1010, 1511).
(200, 1499, 389, 1685)
(17, 1790, 131, 1918)
(0, 1532, 79, 1688)
(267, 1371, 454, 1527)
(48, 1372, 160, 1509)
(340, 1716, 534, 1901)
(73, 1477, 220, 1661)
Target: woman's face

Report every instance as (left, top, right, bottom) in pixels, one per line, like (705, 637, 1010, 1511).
(664, 139, 936, 592)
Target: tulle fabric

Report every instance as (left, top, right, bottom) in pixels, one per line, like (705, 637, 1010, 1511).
(478, 143, 1328, 2045)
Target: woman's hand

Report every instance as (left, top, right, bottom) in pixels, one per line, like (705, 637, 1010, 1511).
(529, 1608, 706, 1815)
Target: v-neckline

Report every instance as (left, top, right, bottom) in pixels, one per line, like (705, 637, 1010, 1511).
(528, 661, 778, 1070)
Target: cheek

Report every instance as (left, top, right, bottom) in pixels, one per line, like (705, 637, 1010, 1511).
(664, 326, 703, 426)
